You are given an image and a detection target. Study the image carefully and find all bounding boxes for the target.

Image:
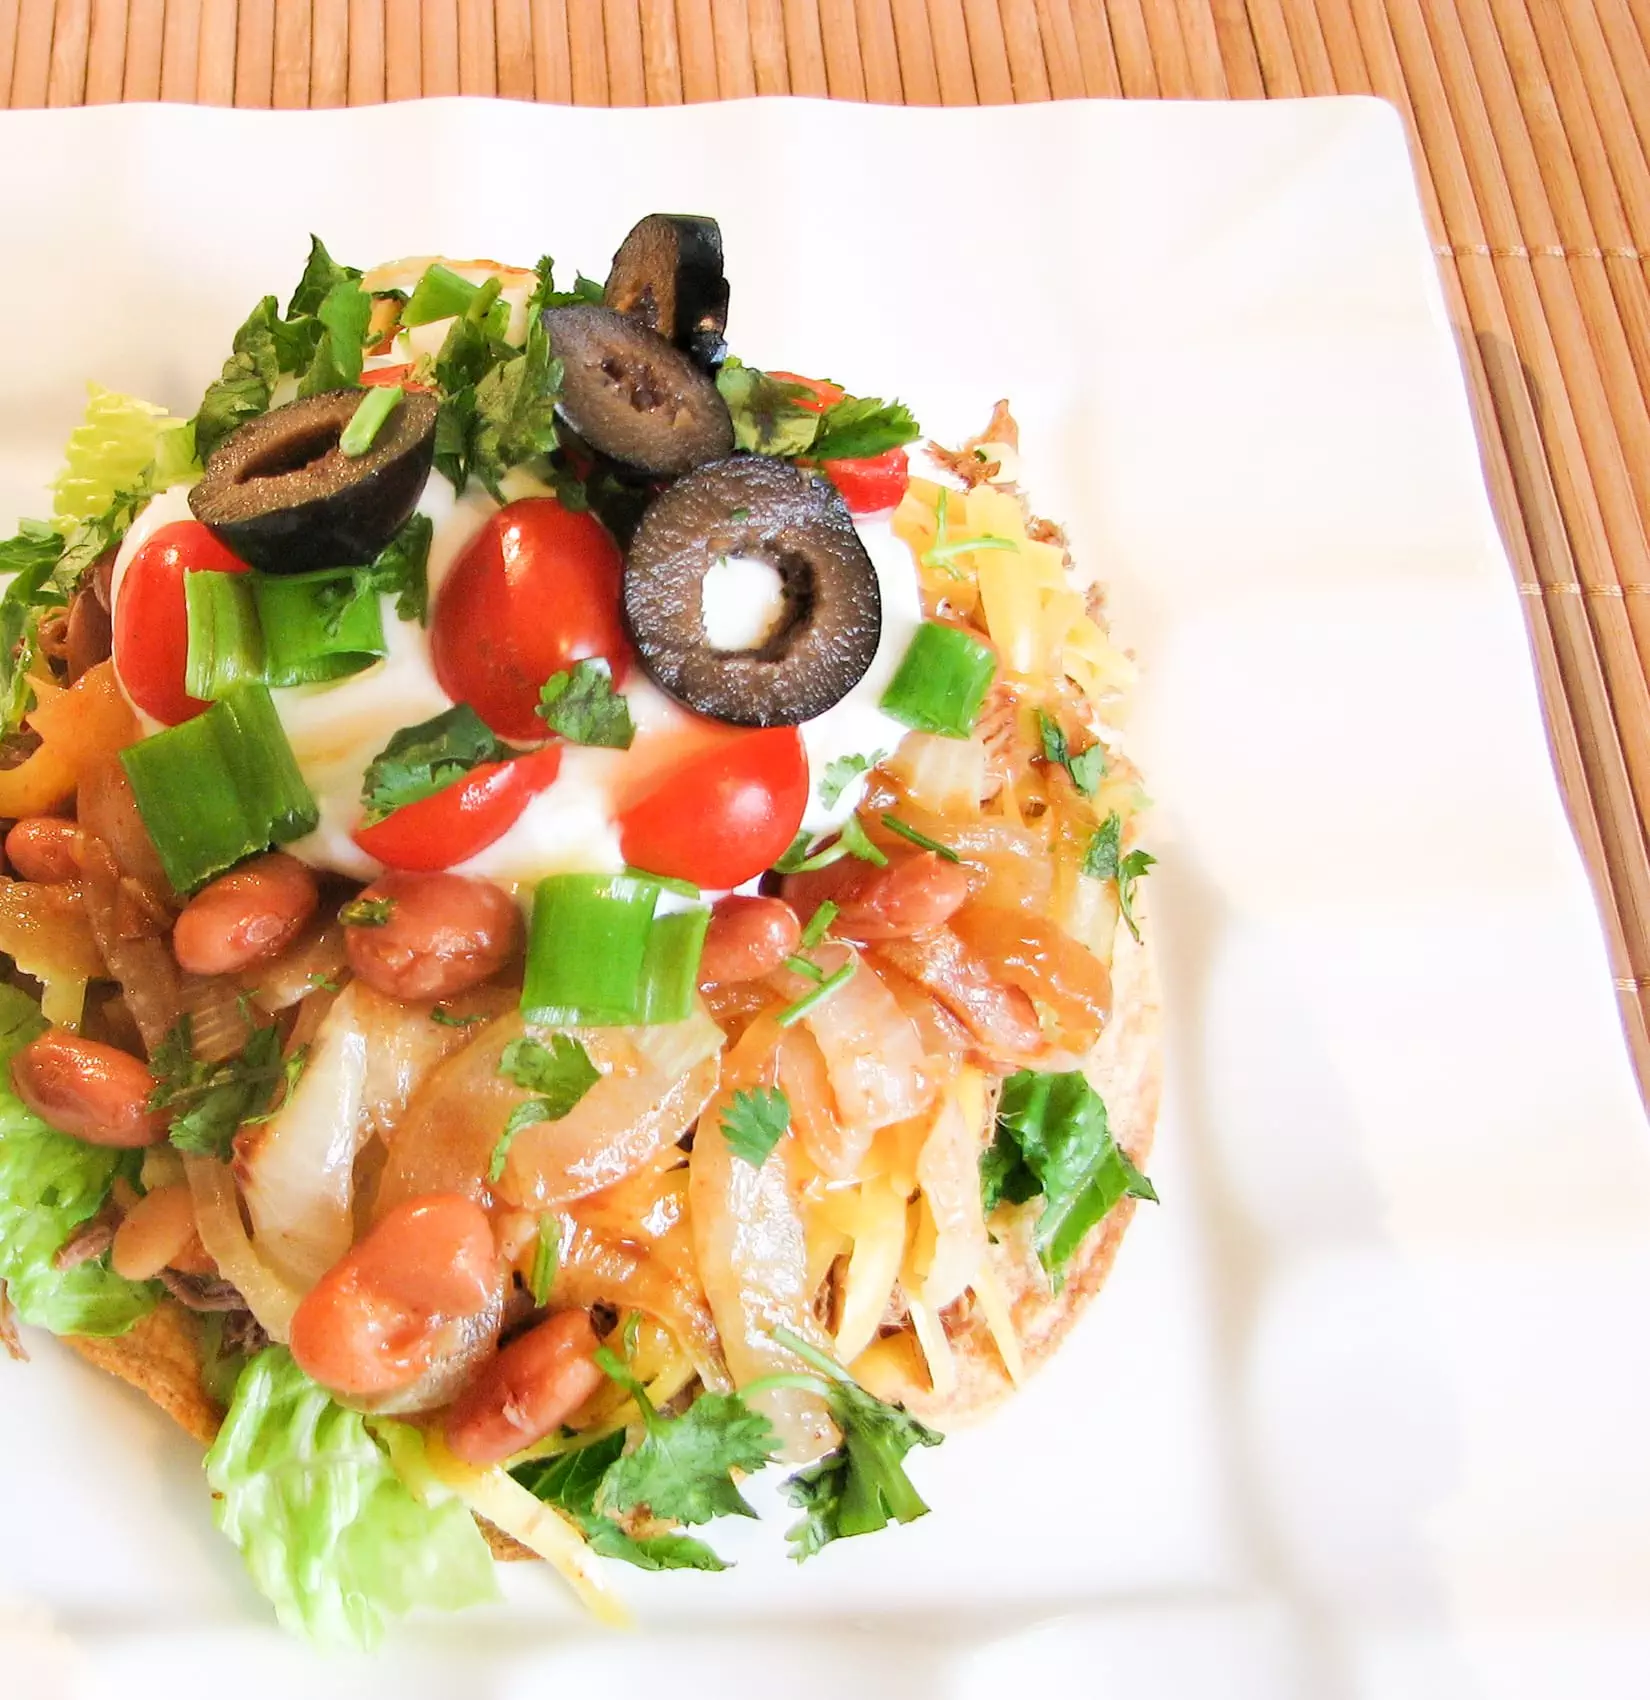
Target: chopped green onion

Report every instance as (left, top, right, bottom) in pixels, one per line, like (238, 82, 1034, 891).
(880, 621, 997, 739)
(120, 683, 318, 893)
(922, 534, 1017, 567)
(622, 867, 700, 900)
(339, 384, 402, 457)
(776, 960, 857, 1028)
(403, 263, 483, 325)
(783, 954, 826, 983)
(253, 570, 387, 686)
(798, 900, 838, 949)
(529, 1216, 559, 1306)
(467, 275, 503, 325)
(633, 907, 711, 1026)
(880, 814, 961, 862)
(183, 571, 263, 701)
(839, 813, 888, 867)
(522, 875, 710, 1027)
(774, 832, 850, 875)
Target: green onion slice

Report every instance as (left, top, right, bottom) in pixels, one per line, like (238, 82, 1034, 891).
(403, 263, 483, 326)
(879, 621, 998, 739)
(776, 960, 857, 1028)
(120, 682, 318, 893)
(522, 875, 711, 1027)
(253, 571, 386, 686)
(339, 384, 402, 457)
(183, 572, 263, 701)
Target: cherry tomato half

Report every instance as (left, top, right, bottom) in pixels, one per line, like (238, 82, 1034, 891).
(353, 747, 563, 871)
(619, 728, 808, 889)
(431, 498, 631, 742)
(821, 447, 910, 515)
(766, 373, 909, 514)
(113, 521, 251, 726)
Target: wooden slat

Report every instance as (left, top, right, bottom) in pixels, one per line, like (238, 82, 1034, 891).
(855, 0, 902, 99)
(9, 0, 55, 105)
(348, 0, 386, 99)
(45, 0, 90, 102)
(272, 0, 312, 103)
(0, 0, 22, 109)
(602, 0, 644, 97)
(122, 0, 164, 96)
(197, 0, 241, 100)
(456, 0, 496, 90)
(82, 0, 129, 101)
(421, 0, 458, 90)
(311, 0, 348, 99)
(496, 0, 534, 94)
(780, 0, 827, 93)
(711, 0, 756, 93)
(234, 0, 276, 101)
(747, 0, 787, 89)
(528, 0, 569, 98)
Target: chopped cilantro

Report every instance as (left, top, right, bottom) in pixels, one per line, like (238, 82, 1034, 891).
(0, 524, 68, 733)
(595, 1348, 779, 1527)
(468, 315, 562, 500)
(839, 813, 888, 867)
(720, 1087, 791, 1167)
(150, 1018, 295, 1159)
(359, 512, 433, 626)
(775, 960, 857, 1028)
(359, 705, 507, 823)
(818, 749, 884, 808)
(1037, 709, 1105, 797)
(770, 1328, 942, 1560)
(980, 1068, 1156, 1284)
(1081, 812, 1155, 941)
(489, 1035, 601, 1182)
(511, 1430, 730, 1573)
(537, 659, 635, 748)
(715, 360, 822, 457)
(429, 1005, 485, 1028)
(808, 396, 920, 462)
(340, 897, 395, 928)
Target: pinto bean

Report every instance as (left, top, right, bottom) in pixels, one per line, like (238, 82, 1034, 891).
(443, 1308, 604, 1465)
(343, 872, 521, 1003)
(786, 850, 972, 941)
(110, 1183, 199, 1281)
(699, 895, 800, 983)
(10, 1030, 165, 1147)
(289, 1193, 499, 1398)
(172, 854, 320, 977)
(5, 818, 82, 884)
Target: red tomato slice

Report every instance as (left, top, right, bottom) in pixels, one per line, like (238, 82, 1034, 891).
(821, 447, 910, 515)
(767, 372, 845, 414)
(619, 728, 808, 889)
(113, 521, 251, 726)
(352, 747, 563, 872)
(431, 498, 631, 742)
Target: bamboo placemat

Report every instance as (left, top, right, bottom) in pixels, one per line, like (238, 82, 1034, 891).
(6, 0, 1650, 1090)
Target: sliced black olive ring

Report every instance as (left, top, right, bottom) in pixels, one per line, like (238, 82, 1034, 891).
(624, 457, 882, 728)
(189, 389, 438, 575)
(603, 213, 730, 370)
(543, 304, 734, 479)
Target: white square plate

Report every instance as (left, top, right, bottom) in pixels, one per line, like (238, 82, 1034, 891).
(1, 95, 1648, 1700)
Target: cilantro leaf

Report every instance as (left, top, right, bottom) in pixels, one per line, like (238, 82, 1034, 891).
(489, 1035, 601, 1182)
(537, 659, 634, 748)
(429, 1005, 485, 1027)
(429, 289, 519, 494)
(359, 705, 508, 823)
(359, 512, 432, 626)
(715, 360, 822, 457)
(286, 236, 362, 318)
(839, 813, 888, 866)
(1081, 812, 1154, 941)
(773, 813, 887, 875)
(720, 1087, 790, 1167)
(194, 297, 287, 461)
(297, 279, 373, 397)
(808, 396, 920, 462)
(340, 897, 395, 927)
(0, 524, 68, 733)
(150, 1018, 294, 1159)
(512, 1431, 730, 1572)
(1116, 848, 1156, 944)
(469, 315, 563, 500)
(980, 1069, 1156, 1284)
(1038, 710, 1105, 797)
(595, 1350, 780, 1527)
(526, 255, 604, 319)
(771, 1329, 942, 1560)
(819, 749, 884, 808)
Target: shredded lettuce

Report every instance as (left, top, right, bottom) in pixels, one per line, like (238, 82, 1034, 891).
(204, 1348, 499, 1648)
(0, 985, 157, 1335)
(51, 383, 197, 528)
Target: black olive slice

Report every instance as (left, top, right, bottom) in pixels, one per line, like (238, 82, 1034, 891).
(543, 304, 734, 478)
(189, 389, 437, 574)
(603, 213, 730, 369)
(624, 457, 881, 728)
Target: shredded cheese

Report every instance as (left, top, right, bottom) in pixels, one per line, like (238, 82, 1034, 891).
(832, 1176, 909, 1363)
(420, 1433, 629, 1627)
(969, 1255, 1026, 1387)
(904, 1289, 958, 1400)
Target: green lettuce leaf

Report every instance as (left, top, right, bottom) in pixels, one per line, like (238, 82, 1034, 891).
(0, 985, 156, 1336)
(204, 1347, 499, 1648)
